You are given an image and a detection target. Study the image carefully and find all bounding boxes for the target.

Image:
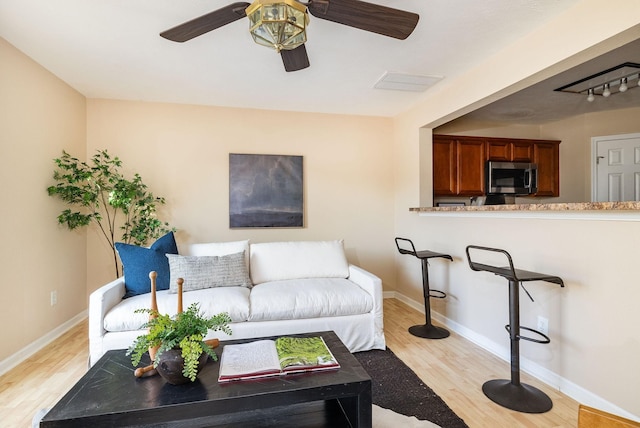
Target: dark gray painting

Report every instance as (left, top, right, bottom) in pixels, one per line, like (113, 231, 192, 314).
(229, 154, 303, 228)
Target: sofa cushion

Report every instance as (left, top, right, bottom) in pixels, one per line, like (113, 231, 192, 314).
(103, 286, 251, 332)
(248, 278, 373, 322)
(250, 240, 349, 285)
(185, 240, 250, 271)
(114, 232, 179, 298)
(166, 252, 252, 292)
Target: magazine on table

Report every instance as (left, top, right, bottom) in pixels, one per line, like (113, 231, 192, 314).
(218, 336, 340, 382)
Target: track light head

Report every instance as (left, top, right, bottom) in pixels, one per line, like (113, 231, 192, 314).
(619, 77, 628, 92)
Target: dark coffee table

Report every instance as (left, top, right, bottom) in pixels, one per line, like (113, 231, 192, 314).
(40, 331, 372, 427)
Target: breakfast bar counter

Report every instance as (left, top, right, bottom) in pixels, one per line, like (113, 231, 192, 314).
(411, 201, 640, 213)
(410, 201, 640, 221)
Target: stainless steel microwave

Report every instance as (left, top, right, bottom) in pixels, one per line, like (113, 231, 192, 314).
(486, 161, 538, 195)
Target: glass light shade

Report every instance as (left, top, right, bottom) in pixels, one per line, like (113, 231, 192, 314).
(246, 0, 309, 53)
(619, 77, 628, 92)
(587, 88, 595, 102)
(602, 83, 611, 97)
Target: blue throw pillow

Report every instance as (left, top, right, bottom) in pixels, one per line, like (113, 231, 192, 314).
(115, 232, 178, 298)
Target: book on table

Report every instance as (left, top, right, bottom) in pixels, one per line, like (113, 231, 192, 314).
(218, 336, 340, 382)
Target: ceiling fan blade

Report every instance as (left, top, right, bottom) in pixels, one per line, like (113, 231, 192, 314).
(160, 2, 250, 42)
(281, 44, 311, 72)
(307, 0, 419, 40)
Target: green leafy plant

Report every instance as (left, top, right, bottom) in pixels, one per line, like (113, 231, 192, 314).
(127, 303, 232, 382)
(47, 150, 174, 278)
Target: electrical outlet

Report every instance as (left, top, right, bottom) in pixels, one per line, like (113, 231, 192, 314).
(50, 290, 58, 306)
(537, 316, 548, 335)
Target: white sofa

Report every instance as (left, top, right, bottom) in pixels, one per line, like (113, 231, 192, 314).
(89, 240, 385, 366)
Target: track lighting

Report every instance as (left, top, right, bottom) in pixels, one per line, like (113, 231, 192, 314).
(554, 62, 640, 102)
(582, 74, 639, 101)
(579, 73, 640, 102)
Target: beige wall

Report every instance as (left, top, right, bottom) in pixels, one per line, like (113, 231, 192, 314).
(0, 38, 86, 362)
(394, 1, 640, 419)
(85, 99, 395, 293)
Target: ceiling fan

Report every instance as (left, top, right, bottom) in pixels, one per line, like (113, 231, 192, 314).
(160, 0, 419, 72)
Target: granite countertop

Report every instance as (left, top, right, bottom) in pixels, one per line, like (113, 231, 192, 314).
(410, 201, 640, 213)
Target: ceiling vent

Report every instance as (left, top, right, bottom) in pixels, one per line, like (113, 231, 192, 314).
(374, 72, 443, 92)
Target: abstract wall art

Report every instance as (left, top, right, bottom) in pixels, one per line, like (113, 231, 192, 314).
(229, 154, 303, 228)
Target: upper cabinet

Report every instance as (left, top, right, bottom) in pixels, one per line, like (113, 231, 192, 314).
(433, 135, 485, 196)
(433, 136, 457, 196)
(486, 138, 533, 162)
(533, 141, 560, 196)
(433, 134, 560, 197)
(457, 138, 486, 196)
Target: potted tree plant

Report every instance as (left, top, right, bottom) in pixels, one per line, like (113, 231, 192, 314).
(47, 150, 174, 278)
(127, 302, 232, 384)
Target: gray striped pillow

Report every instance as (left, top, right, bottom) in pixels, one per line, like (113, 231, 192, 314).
(166, 251, 252, 293)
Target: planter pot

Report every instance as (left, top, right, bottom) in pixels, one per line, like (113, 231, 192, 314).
(155, 349, 208, 385)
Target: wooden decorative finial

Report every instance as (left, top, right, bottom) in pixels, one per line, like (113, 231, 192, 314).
(148, 271, 159, 362)
(177, 278, 184, 314)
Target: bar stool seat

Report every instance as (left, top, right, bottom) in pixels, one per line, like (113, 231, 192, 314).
(466, 245, 564, 414)
(466, 262, 564, 286)
(395, 238, 452, 339)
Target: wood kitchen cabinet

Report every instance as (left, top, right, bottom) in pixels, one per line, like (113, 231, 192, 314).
(433, 136, 457, 195)
(433, 135, 485, 196)
(533, 141, 560, 196)
(433, 134, 560, 197)
(512, 141, 534, 162)
(457, 138, 485, 195)
(486, 138, 533, 162)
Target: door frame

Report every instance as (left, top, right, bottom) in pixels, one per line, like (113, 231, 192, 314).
(591, 132, 640, 202)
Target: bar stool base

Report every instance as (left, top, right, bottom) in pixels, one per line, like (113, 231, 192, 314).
(482, 379, 552, 413)
(408, 324, 450, 339)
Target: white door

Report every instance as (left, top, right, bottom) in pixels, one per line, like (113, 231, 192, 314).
(592, 133, 640, 202)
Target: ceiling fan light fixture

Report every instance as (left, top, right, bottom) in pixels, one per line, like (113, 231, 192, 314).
(246, 0, 309, 53)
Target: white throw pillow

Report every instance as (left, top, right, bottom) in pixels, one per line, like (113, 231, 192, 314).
(249, 240, 349, 285)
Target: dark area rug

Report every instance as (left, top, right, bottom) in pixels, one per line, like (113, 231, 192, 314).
(354, 348, 468, 428)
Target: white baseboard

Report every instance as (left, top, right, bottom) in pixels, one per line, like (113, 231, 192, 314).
(0, 311, 87, 377)
(385, 293, 639, 422)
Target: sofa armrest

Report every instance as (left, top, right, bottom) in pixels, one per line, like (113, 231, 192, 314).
(348, 264, 382, 301)
(348, 264, 385, 348)
(89, 277, 125, 365)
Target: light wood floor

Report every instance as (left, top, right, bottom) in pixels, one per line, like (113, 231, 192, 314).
(0, 298, 579, 427)
(383, 299, 579, 427)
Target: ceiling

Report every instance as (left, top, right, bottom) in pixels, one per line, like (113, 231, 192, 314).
(3, 0, 635, 119)
(454, 37, 640, 126)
